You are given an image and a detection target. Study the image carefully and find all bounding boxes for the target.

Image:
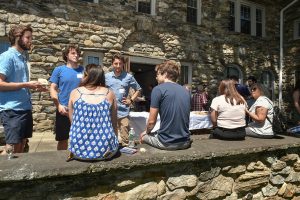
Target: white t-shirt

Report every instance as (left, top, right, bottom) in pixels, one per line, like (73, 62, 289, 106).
(248, 96, 274, 136)
(210, 95, 246, 129)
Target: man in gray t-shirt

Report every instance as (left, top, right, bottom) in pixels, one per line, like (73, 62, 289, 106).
(140, 60, 191, 150)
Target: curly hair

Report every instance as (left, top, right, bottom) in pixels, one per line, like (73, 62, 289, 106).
(62, 44, 80, 62)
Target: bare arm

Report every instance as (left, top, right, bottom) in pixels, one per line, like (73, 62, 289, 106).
(210, 109, 218, 127)
(122, 89, 141, 105)
(109, 91, 118, 136)
(145, 107, 159, 134)
(50, 82, 68, 116)
(0, 73, 45, 91)
(293, 90, 300, 114)
(246, 106, 268, 123)
(68, 90, 76, 122)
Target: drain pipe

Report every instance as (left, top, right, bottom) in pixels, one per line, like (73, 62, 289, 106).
(279, 0, 298, 108)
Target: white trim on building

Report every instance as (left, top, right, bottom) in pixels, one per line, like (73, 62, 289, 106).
(229, 0, 265, 37)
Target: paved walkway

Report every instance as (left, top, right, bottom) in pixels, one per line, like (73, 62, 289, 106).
(28, 131, 57, 152)
(0, 131, 57, 153)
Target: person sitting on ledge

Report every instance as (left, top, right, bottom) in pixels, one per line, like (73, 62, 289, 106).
(210, 79, 247, 140)
(140, 60, 192, 150)
(245, 83, 274, 138)
(67, 64, 119, 161)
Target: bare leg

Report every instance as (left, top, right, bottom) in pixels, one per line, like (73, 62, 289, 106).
(57, 140, 68, 150)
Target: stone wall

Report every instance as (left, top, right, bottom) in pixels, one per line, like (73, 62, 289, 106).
(1, 141, 300, 200)
(0, 0, 297, 131)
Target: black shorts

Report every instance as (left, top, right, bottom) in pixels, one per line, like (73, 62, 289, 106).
(0, 110, 33, 144)
(55, 110, 71, 141)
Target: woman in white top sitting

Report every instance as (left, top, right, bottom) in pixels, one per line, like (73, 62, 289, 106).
(210, 79, 247, 140)
(246, 83, 274, 138)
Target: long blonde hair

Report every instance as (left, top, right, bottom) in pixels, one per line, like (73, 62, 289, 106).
(218, 79, 245, 105)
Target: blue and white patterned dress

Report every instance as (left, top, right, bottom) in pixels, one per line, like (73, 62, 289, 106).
(69, 89, 119, 160)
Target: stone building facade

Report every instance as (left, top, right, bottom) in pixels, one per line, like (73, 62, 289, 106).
(0, 0, 299, 131)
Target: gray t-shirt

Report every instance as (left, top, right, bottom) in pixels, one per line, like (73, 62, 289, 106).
(151, 82, 191, 144)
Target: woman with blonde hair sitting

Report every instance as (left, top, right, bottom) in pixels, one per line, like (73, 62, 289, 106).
(210, 79, 247, 140)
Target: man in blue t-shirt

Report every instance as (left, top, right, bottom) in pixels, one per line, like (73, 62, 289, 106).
(0, 24, 46, 154)
(49, 45, 84, 150)
(140, 60, 191, 150)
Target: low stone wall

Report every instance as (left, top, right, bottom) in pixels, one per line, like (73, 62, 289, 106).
(1, 136, 300, 200)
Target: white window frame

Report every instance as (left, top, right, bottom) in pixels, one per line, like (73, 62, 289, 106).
(186, 0, 202, 25)
(229, 0, 265, 37)
(136, 0, 156, 16)
(83, 51, 104, 67)
(294, 19, 300, 40)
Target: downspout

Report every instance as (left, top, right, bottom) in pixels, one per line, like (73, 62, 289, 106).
(279, 0, 298, 108)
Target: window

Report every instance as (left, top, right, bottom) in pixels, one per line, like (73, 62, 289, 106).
(240, 5, 251, 34)
(0, 39, 10, 54)
(83, 51, 103, 67)
(225, 64, 243, 83)
(179, 63, 193, 85)
(229, 0, 265, 37)
(136, 0, 156, 15)
(187, 0, 201, 25)
(294, 20, 300, 40)
(295, 70, 300, 85)
(229, 1, 235, 31)
(260, 71, 274, 100)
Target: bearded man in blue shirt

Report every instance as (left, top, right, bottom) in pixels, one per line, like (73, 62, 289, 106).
(0, 24, 46, 154)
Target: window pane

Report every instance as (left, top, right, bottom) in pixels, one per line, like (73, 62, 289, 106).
(256, 9, 262, 37)
(0, 41, 10, 54)
(227, 67, 239, 78)
(295, 70, 300, 83)
(261, 71, 273, 98)
(87, 56, 100, 65)
(187, 0, 197, 24)
(138, 1, 151, 14)
(241, 5, 251, 34)
(180, 66, 189, 84)
(229, 1, 235, 31)
(298, 22, 300, 37)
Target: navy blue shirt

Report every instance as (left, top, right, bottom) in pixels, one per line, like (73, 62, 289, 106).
(151, 82, 191, 144)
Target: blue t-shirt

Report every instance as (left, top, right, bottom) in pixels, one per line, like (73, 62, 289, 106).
(49, 65, 84, 106)
(0, 47, 31, 111)
(105, 71, 141, 118)
(151, 82, 191, 144)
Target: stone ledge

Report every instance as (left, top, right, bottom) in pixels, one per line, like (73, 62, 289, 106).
(0, 135, 300, 182)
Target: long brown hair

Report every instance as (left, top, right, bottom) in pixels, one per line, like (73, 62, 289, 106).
(218, 79, 245, 105)
(80, 64, 105, 88)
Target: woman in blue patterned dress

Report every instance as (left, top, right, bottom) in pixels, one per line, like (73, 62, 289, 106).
(67, 64, 119, 160)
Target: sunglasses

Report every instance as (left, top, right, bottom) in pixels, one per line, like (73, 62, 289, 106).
(251, 88, 257, 92)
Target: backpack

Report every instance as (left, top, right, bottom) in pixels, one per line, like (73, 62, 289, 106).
(267, 106, 288, 134)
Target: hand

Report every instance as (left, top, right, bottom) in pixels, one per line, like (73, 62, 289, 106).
(121, 97, 131, 105)
(139, 130, 147, 144)
(58, 104, 68, 116)
(26, 81, 48, 92)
